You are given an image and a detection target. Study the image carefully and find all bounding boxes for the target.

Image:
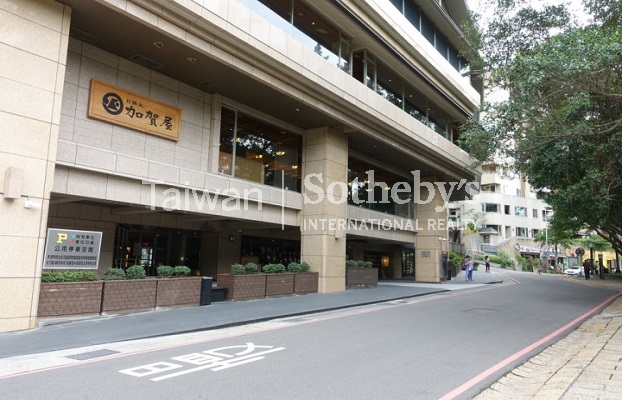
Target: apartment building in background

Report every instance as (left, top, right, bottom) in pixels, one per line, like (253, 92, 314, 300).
(0, 0, 481, 332)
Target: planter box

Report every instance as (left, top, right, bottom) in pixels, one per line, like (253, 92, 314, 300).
(102, 280, 157, 312)
(265, 273, 294, 297)
(346, 267, 378, 287)
(38, 281, 103, 317)
(293, 272, 319, 294)
(217, 273, 266, 301)
(156, 277, 202, 307)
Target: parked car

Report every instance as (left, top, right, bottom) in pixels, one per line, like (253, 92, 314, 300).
(564, 266, 583, 276)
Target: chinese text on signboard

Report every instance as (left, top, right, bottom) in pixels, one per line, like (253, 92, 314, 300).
(43, 229, 103, 270)
(88, 79, 181, 141)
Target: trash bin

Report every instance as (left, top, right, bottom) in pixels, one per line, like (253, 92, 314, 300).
(200, 276, 213, 306)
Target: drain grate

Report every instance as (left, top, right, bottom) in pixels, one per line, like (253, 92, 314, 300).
(465, 308, 500, 314)
(67, 349, 119, 361)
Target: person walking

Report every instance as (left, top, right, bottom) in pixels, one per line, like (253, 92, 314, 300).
(484, 256, 491, 272)
(583, 259, 591, 280)
(465, 255, 474, 282)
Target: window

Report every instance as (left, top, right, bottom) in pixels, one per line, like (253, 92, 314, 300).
(504, 205, 510, 215)
(482, 203, 500, 213)
(533, 209, 538, 218)
(516, 227, 529, 237)
(515, 206, 527, 217)
(218, 107, 302, 191)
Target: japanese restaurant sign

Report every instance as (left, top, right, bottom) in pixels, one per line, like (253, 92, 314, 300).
(88, 79, 181, 141)
(42, 229, 103, 270)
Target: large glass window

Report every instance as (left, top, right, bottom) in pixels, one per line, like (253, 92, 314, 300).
(482, 203, 500, 213)
(347, 158, 414, 219)
(515, 206, 527, 217)
(219, 107, 302, 191)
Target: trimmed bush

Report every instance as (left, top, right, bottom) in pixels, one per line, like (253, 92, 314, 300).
(263, 263, 286, 273)
(244, 262, 259, 274)
(41, 271, 98, 282)
(346, 260, 359, 267)
(231, 263, 245, 275)
(104, 267, 126, 281)
(157, 265, 174, 278)
(286, 262, 302, 272)
(357, 260, 366, 267)
(173, 265, 191, 277)
(126, 265, 146, 280)
(300, 261, 311, 272)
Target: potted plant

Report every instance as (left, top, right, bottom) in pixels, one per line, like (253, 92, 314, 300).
(287, 261, 318, 294)
(154, 265, 201, 307)
(38, 271, 102, 317)
(264, 263, 294, 297)
(216, 262, 266, 301)
(346, 260, 378, 287)
(102, 265, 157, 313)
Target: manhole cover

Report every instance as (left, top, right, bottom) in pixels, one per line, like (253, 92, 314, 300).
(67, 349, 119, 361)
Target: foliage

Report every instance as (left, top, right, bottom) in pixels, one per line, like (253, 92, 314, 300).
(244, 262, 258, 274)
(173, 266, 191, 277)
(575, 236, 612, 252)
(533, 228, 575, 251)
(286, 262, 302, 272)
(449, 251, 463, 267)
(346, 260, 359, 267)
(300, 261, 311, 272)
(156, 265, 175, 278)
(460, 0, 622, 254)
(41, 271, 98, 283)
(464, 209, 487, 232)
(263, 263, 286, 274)
(125, 265, 146, 280)
(231, 263, 246, 275)
(104, 267, 126, 281)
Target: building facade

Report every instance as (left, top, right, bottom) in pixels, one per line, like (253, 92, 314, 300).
(0, 0, 481, 332)
(449, 163, 551, 259)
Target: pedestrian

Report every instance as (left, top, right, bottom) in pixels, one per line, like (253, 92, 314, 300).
(583, 259, 591, 280)
(484, 256, 490, 272)
(465, 255, 474, 281)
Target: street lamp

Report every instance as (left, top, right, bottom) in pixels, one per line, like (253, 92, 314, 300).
(587, 241, 596, 278)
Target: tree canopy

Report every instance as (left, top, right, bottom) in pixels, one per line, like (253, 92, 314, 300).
(460, 0, 622, 254)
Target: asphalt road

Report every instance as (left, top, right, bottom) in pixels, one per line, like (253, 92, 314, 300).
(0, 271, 617, 400)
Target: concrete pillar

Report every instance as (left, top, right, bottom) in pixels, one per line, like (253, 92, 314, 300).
(414, 176, 448, 282)
(0, 0, 70, 332)
(300, 127, 348, 293)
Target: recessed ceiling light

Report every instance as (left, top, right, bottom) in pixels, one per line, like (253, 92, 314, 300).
(153, 41, 164, 48)
(187, 57, 197, 63)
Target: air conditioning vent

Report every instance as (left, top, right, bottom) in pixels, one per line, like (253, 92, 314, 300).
(69, 27, 99, 44)
(129, 54, 163, 70)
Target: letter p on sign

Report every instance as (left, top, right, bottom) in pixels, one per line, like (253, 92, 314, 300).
(56, 233, 67, 243)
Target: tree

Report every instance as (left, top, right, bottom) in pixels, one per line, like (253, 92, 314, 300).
(460, 0, 622, 254)
(533, 224, 575, 269)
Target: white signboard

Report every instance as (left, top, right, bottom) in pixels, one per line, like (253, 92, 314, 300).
(42, 228, 103, 270)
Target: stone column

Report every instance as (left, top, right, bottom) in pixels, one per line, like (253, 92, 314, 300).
(300, 127, 348, 293)
(0, 0, 70, 332)
(414, 176, 448, 282)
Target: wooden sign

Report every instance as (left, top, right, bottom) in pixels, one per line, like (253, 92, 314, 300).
(88, 79, 181, 141)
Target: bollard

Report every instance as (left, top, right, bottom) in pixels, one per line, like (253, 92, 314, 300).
(200, 276, 213, 306)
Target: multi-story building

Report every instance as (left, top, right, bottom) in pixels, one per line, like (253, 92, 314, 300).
(0, 0, 481, 332)
(449, 163, 551, 258)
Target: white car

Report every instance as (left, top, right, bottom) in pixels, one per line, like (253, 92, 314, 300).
(564, 266, 583, 276)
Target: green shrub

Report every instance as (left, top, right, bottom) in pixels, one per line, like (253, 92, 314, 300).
(449, 251, 463, 267)
(263, 263, 286, 273)
(157, 265, 174, 278)
(357, 260, 366, 267)
(231, 263, 245, 275)
(286, 262, 302, 272)
(104, 267, 126, 280)
(41, 271, 97, 282)
(244, 262, 259, 274)
(173, 265, 191, 277)
(125, 265, 146, 280)
(346, 260, 359, 267)
(300, 261, 310, 272)
(364, 261, 373, 268)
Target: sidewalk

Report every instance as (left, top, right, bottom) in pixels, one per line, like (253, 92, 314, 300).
(475, 276, 622, 400)
(0, 272, 501, 359)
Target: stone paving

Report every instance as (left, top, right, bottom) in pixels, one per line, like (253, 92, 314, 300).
(475, 278, 622, 400)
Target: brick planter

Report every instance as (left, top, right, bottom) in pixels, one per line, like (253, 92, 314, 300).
(293, 272, 319, 294)
(346, 267, 378, 287)
(102, 280, 157, 312)
(156, 277, 202, 307)
(38, 281, 103, 317)
(216, 273, 266, 301)
(265, 273, 294, 297)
